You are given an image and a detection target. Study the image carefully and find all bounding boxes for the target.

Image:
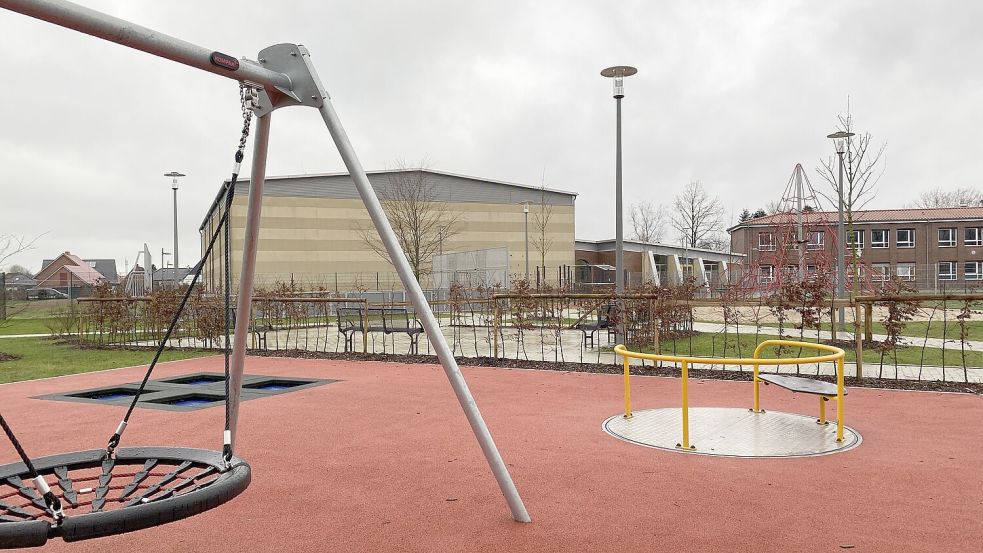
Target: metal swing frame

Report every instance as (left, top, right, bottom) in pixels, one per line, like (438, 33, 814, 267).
(0, 0, 529, 524)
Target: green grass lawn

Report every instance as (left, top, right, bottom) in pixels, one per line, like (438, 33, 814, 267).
(752, 320, 983, 342)
(0, 338, 214, 384)
(0, 299, 73, 335)
(623, 331, 983, 368)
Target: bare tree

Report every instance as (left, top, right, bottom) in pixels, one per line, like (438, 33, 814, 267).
(0, 233, 44, 270)
(816, 101, 887, 300)
(671, 180, 725, 248)
(910, 187, 983, 208)
(764, 200, 784, 215)
(629, 200, 665, 243)
(4, 264, 33, 276)
(815, 102, 887, 214)
(531, 183, 554, 274)
(2, 233, 45, 324)
(355, 162, 461, 282)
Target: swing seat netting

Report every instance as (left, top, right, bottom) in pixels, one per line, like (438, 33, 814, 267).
(0, 447, 250, 548)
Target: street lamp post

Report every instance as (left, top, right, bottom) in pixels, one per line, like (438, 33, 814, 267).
(602, 65, 637, 345)
(826, 131, 854, 330)
(523, 202, 530, 281)
(165, 171, 186, 286)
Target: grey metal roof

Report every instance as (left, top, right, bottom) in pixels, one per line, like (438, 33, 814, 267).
(3, 273, 37, 287)
(152, 267, 194, 281)
(200, 169, 577, 231)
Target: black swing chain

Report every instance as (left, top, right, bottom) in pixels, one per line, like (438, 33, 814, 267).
(0, 414, 64, 522)
(223, 83, 256, 464)
(105, 83, 258, 461)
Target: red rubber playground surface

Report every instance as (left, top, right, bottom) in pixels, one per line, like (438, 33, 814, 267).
(2, 356, 981, 552)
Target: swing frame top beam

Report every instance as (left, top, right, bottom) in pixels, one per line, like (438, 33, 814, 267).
(1, 0, 293, 93)
(0, 0, 530, 524)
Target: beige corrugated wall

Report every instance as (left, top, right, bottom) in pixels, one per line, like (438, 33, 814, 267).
(203, 195, 575, 289)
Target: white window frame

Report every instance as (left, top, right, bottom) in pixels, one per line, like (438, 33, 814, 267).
(897, 229, 915, 248)
(870, 229, 889, 249)
(871, 263, 891, 281)
(896, 264, 915, 281)
(759, 265, 774, 284)
(758, 232, 776, 252)
(965, 227, 983, 247)
(847, 230, 864, 250)
(965, 261, 982, 281)
(938, 261, 957, 281)
(938, 228, 956, 247)
(807, 230, 824, 250)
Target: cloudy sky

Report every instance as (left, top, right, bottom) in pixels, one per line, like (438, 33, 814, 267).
(2, 0, 982, 274)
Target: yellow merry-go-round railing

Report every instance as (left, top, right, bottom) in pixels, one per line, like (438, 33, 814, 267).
(614, 340, 847, 449)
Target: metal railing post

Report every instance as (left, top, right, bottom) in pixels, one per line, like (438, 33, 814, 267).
(836, 357, 845, 442)
(623, 356, 632, 419)
(678, 360, 692, 450)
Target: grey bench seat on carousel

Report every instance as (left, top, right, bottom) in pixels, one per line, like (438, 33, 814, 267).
(755, 373, 847, 426)
(756, 374, 846, 397)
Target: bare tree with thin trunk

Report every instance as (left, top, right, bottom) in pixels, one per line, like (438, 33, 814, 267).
(815, 105, 886, 214)
(1, 232, 45, 327)
(532, 183, 554, 276)
(671, 180, 725, 248)
(629, 200, 665, 243)
(355, 162, 461, 283)
(0, 233, 44, 270)
(765, 200, 784, 215)
(815, 101, 887, 299)
(910, 187, 983, 208)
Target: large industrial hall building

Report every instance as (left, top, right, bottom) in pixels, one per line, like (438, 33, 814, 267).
(199, 169, 577, 291)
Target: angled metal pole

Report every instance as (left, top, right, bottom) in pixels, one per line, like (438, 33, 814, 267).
(227, 112, 272, 447)
(1, 0, 529, 523)
(317, 97, 531, 523)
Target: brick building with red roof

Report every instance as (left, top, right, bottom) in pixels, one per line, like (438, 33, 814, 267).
(728, 206, 983, 291)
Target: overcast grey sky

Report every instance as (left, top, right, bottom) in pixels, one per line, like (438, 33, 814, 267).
(2, 0, 982, 273)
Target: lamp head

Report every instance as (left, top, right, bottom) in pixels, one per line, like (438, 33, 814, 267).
(826, 131, 855, 154)
(165, 171, 186, 189)
(601, 66, 637, 98)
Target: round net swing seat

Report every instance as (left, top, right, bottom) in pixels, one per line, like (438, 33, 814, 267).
(0, 447, 250, 548)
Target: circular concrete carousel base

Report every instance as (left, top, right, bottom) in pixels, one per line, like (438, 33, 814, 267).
(603, 407, 862, 458)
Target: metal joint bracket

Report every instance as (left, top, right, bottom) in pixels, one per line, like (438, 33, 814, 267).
(251, 43, 326, 116)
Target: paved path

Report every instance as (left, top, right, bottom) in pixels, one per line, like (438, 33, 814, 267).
(6, 323, 980, 382)
(692, 321, 983, 351)
(111, 322, 982, 383)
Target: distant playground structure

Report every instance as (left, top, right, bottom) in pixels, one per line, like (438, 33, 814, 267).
(607, 340, 861, 458)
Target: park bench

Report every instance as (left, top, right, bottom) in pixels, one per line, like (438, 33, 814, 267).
(575, 303, 613, 349)
(337, 306, 425, 354)
(755, 373, 848, 425)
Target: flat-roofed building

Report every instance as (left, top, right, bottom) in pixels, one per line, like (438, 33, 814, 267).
(199, 169, 576, 291)
(575, 239, 743, 290)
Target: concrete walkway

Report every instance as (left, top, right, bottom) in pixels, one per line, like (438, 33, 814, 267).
(692, 321, 983, 351)
(6, 323, 980, 383)
(108, 322, 983, 383)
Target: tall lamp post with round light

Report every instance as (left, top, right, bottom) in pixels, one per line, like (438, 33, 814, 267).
(601, 65, 637, 344)
(165, 171, 186, 286)
(826, 131, 854, 329)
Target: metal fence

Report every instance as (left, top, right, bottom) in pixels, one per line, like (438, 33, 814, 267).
(68, 289, 983, 384)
